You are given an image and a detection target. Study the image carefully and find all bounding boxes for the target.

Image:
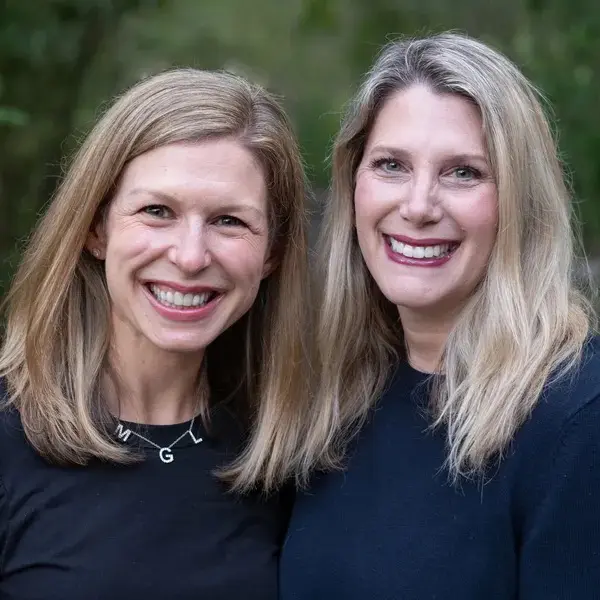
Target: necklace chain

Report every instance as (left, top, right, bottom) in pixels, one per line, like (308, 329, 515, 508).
(115, 416, 203, 464)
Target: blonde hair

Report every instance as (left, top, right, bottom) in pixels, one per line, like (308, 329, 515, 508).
(0, 69, 311, 492)
(302, 32, 595, 482)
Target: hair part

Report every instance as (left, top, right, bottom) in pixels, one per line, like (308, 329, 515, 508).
(298, 32, 595, 482)
(0, 68, 312, 493)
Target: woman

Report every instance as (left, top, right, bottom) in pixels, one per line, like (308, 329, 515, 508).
(280, 33, 600, 598)
(0, 68, 309, 598)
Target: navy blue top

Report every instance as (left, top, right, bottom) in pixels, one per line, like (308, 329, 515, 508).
(280, 338, 600, 599)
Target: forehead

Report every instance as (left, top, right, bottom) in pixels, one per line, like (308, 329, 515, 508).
(115, 138, 267, 207)
(366, 85, 486, 155)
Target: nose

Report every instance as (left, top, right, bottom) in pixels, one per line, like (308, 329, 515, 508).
(168, 222, 211, 274)
(398, 173, 443, 226)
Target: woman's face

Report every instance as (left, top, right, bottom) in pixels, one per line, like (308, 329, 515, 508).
(88, 139, 272, 355)
(354, 85, 498, 322)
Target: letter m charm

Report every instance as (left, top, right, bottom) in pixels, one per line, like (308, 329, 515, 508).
(115, 423, 132, 442)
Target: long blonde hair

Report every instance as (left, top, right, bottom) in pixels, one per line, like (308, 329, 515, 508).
(303, 32, 595, 482)
(0, 69, 311, 492)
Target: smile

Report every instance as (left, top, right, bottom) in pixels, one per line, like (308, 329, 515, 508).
(387, 237, 458, 258)
(147, 284, 219, 310)
(384, 235, 460, 265)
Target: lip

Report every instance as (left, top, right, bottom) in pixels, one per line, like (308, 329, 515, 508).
(385, 234, 461, 245)
(142, 285, 223, 322)
(383, 234, 459, 268)
(143, 279, 224, 294)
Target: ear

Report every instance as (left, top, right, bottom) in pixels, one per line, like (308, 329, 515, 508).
(261, 249, 279, 280)
(85, 217, 107, 260)
(261, 256, 277, 280)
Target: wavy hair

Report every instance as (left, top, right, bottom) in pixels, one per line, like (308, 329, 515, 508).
(0, 69, 311, 492)
(302, 32, 595, 482)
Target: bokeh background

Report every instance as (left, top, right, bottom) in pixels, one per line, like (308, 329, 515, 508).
(1, 0, 599, 297)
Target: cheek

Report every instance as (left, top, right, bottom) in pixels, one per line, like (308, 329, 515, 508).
(354, 178, 385, 245)
(212, 236, 270, 284)
(106, 223, 167, 263)
(450, 187, 498, 249)
(354, 173, 401, 232)
(103, 228, 166, 303)
(354, 176, 377, 224)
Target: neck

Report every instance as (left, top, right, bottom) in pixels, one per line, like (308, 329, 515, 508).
(104, 317, 205, 425)
(399, 305, 461, 373)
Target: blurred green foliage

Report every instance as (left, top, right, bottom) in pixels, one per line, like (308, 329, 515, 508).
(1, 0, 599, 295)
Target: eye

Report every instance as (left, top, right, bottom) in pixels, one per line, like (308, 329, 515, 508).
(451, 166, 481, 181)
(369, 157, 404, 173)
(142, 204, 172, 218)
(215, 215, 246, 227)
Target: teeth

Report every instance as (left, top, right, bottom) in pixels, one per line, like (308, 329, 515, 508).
(149, 285, 213, 309)
(388, 238, 454, 259)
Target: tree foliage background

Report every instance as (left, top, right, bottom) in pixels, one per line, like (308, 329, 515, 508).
(1, 0, 599, 295)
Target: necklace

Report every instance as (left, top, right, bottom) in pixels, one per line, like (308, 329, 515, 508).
(114, 417, 203, 464)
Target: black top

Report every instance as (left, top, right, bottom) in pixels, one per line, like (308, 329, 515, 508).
(281, 337, 600, 599)
(0, 383, 290, 600)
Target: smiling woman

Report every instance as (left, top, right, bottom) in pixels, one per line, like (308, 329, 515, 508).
(354, 85, 498, 330)
(281, 32, 600, 600)
(91, 140, 273, 360)
(0, 69, 310, 599)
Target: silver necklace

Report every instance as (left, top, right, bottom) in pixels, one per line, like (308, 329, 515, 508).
(114, 417, 203, 464)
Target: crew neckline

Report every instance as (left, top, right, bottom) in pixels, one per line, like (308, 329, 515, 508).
(399, 359, 436, 381)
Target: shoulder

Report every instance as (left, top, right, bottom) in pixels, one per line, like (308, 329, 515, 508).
(509, 340, 600, 592)
(507, 336, 600, 476)
(0, 379, 26, 504)
(0, 377, 28, 453)
(522, 336, 600, 437)
(510, 336, 600, 497)
(542, 335, 600, 458)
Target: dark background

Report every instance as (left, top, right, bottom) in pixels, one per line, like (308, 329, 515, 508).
(1, 0, 599, 296)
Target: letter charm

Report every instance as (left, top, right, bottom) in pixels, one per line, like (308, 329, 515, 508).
(159, 447, 174, 463)
(115, 424, 132, 442)
(189, 429, 203, 444)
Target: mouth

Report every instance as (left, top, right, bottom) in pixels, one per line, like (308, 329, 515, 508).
(146, 283, 221, 310)
(384, 235, 460, 260)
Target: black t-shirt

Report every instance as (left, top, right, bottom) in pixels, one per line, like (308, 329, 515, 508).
(0, 386, 290, 600)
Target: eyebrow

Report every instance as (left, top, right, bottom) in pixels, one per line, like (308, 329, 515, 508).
(127, 188, 266, 219)
(367, 144, 488, 164)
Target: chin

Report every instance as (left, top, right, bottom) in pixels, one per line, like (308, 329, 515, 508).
(394, 291, 472, 320)
(379, 285, 442, 310)
(149, 333, 214, 354)
(379, 288, 434, 309)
